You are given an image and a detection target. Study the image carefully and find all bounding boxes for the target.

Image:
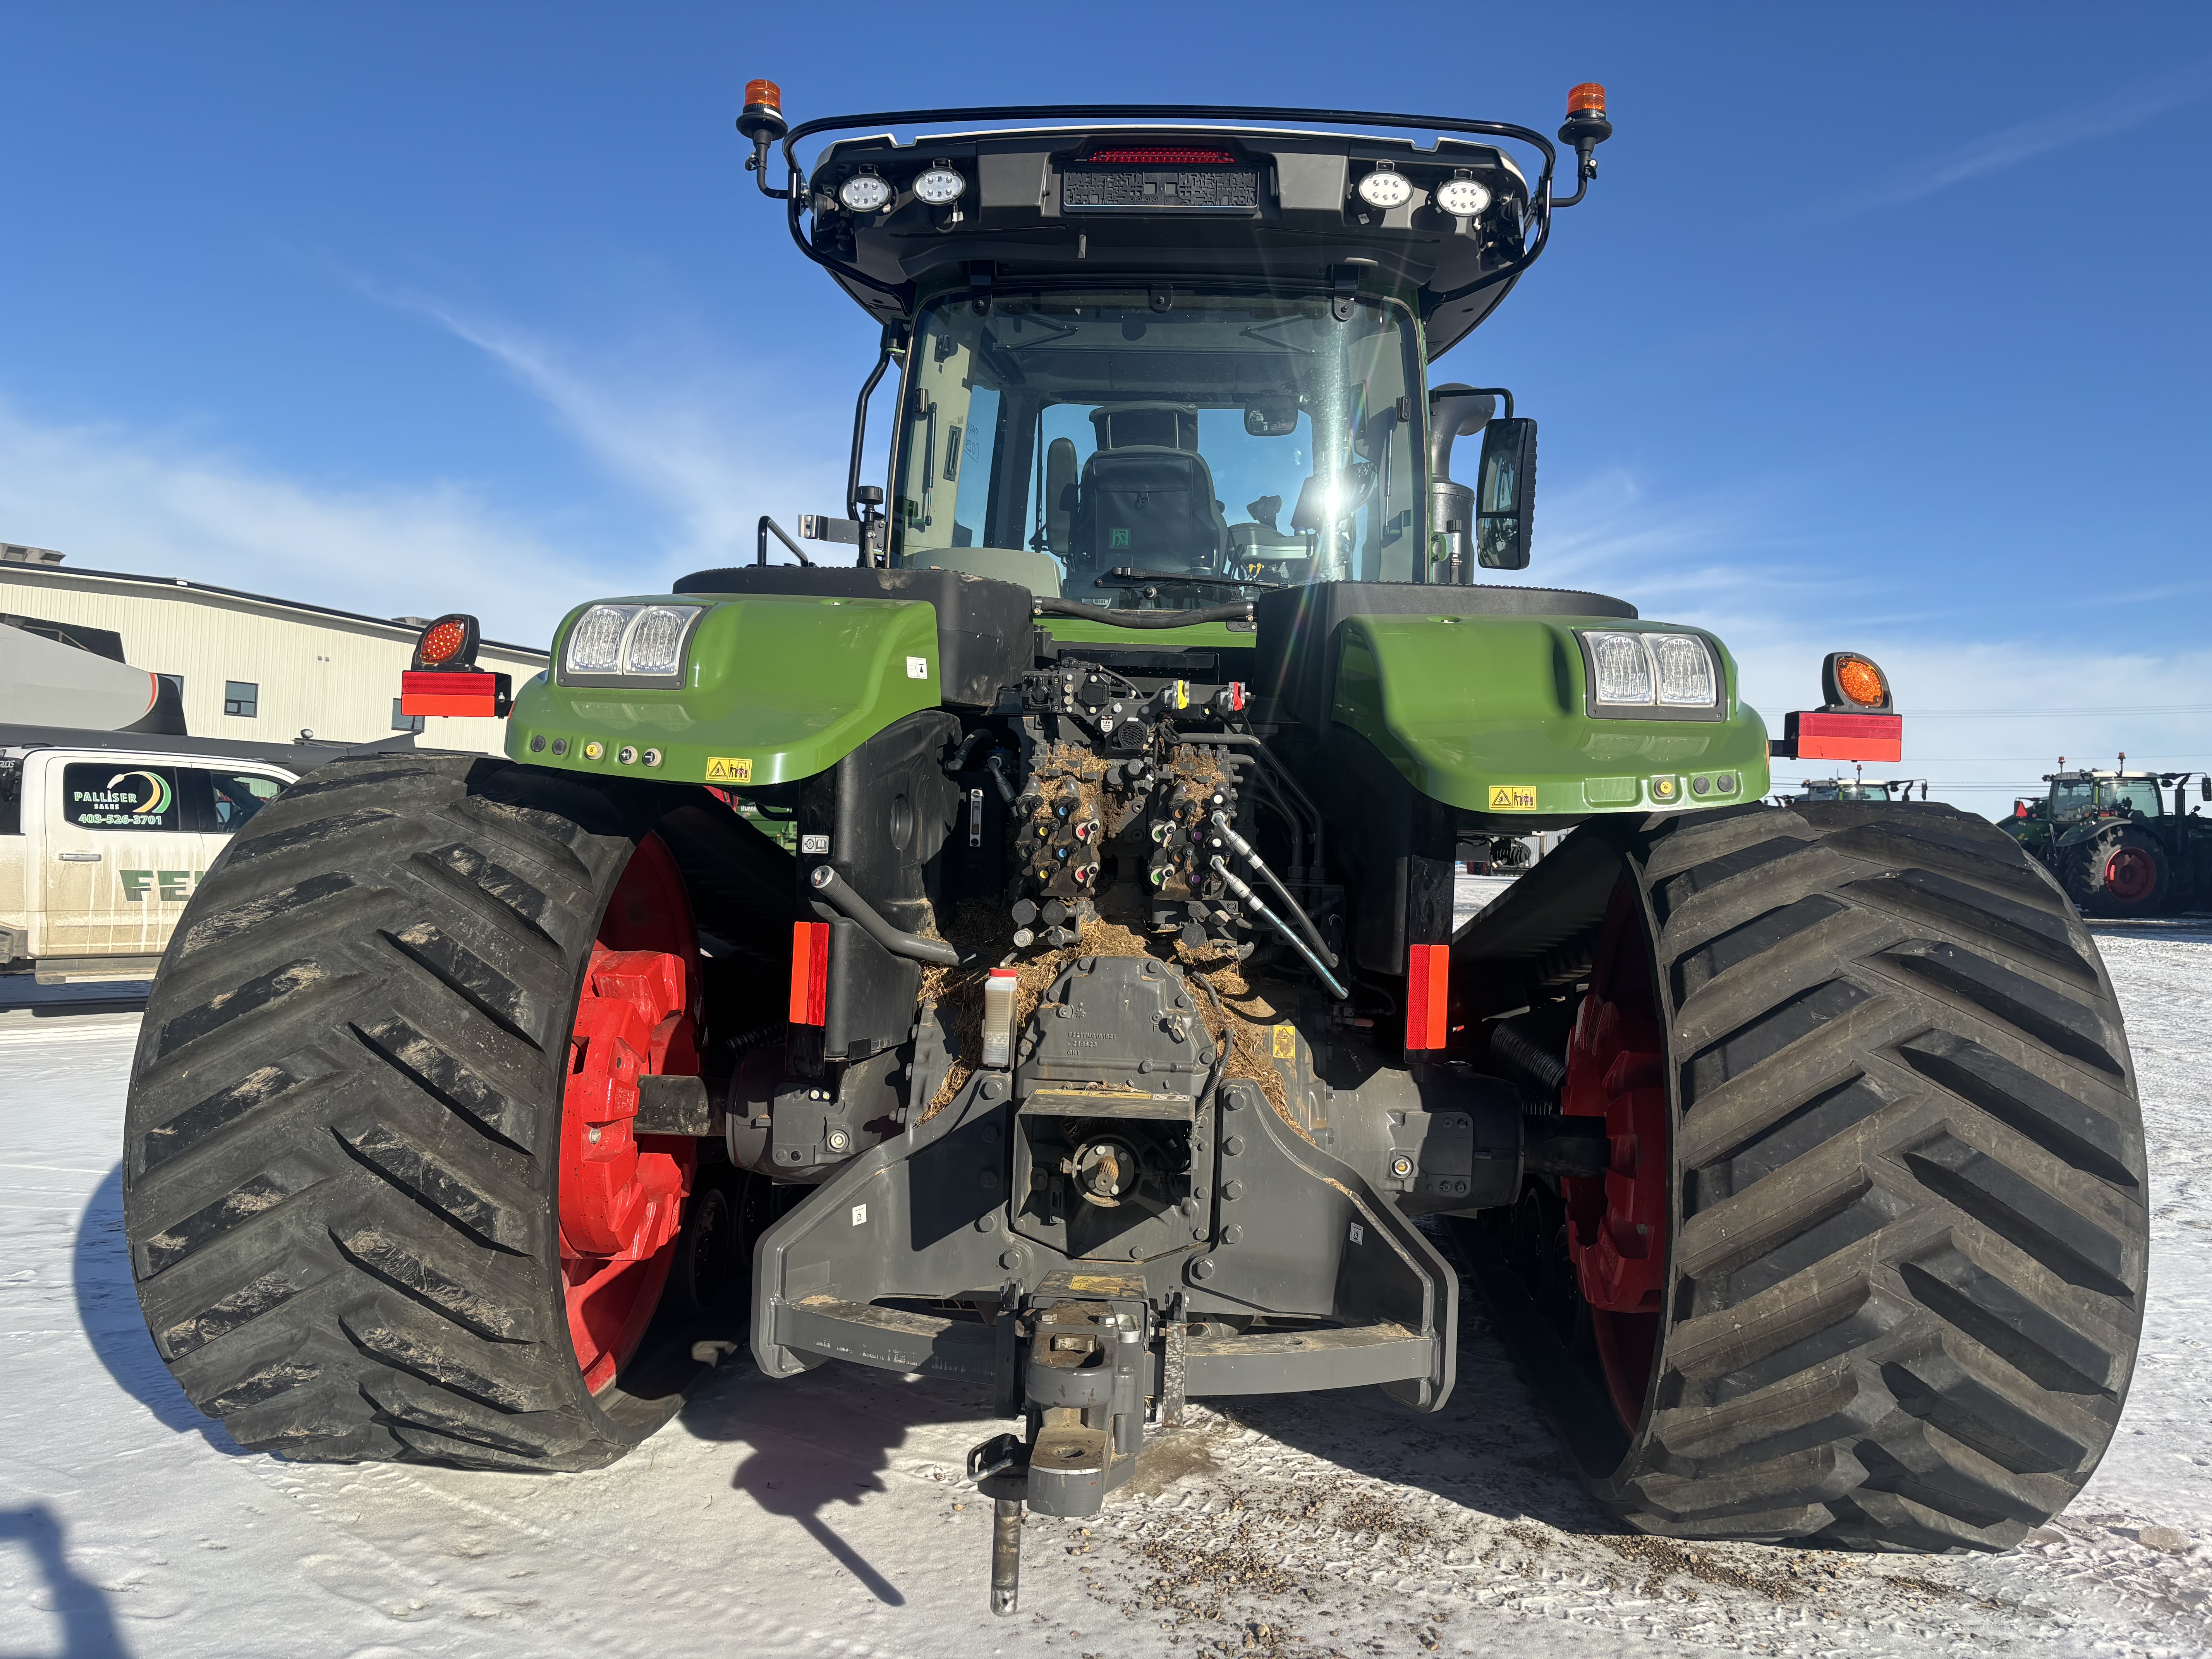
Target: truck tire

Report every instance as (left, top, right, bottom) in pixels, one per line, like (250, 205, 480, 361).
(122, 752, 716, 1470)
(1476, 801, 2147, 1551)
(2063, 824, 2169, 917)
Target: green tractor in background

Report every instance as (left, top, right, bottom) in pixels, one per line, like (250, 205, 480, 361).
(118, 83, 2149, 1609)
(2005, 761, 2212, 917)
(1782, 770, 1930, 806)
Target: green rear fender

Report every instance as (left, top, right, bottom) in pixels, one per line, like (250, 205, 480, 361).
(1332, 613, 1772, 818)
(507, 594, 942, 786)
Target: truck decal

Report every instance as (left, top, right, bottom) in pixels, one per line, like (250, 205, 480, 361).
(120, 869, 203, 902)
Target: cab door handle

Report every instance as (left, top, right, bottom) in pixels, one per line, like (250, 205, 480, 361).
(56, 852, 103, 862)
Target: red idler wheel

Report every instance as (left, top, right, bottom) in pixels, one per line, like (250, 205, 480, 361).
(559, 834, 701, 1393)
(1560, 879, 1669, 1429)
(2106, 845, 2159, 903)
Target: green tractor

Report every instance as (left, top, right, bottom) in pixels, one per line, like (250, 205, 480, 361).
(2005, 762, 2212, 917)
(120, 83, 2148, 1607)
(1784, 771, 1930, 805)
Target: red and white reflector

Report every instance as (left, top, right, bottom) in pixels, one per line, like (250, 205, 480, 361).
(1405, 943, 1451, 1051)
(399, 669, 509, 718)
(788, 921, 830, 1025)
(1782, 710, 1902, 762)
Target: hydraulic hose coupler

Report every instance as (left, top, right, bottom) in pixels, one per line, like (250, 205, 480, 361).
(1209, 810, 1267, 872)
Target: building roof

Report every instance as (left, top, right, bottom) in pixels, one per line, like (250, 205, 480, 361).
(0, 560, 548, 661)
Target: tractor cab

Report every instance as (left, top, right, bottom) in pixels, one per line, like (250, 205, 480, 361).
(743, 89, 1617, 593)
(2013, 768, 2193, 835)
(1790, 775, 1927, 804)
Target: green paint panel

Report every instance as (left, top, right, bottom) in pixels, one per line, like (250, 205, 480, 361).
(1037, 617, 1253, 651)
(507, 594, 941, 785)
(1331, 614, 1772, 816)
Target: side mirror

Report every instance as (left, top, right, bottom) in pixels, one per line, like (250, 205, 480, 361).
(1473, 417, 1537, 569)
(1044, 437, 1077, 555)
(1244, 397, 1297, 437)
(2201, 775, 2210, 803)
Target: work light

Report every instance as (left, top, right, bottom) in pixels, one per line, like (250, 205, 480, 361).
(837, 172, 891, 213)
(1355, 167, 1412, 210)
(913, 166, 967, 205)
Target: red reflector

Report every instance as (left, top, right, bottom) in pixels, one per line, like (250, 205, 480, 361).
(1406, 944, 1450, 1051)
(1084, 147, 1238, 165)
(400, 669, 502, 718)
(789, 921, 829, 1025)
(1785, 711, 1902, 762)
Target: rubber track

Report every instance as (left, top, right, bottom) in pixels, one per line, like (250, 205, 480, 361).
(1578, 800, 2148, 1550)
(122, 752, 677, 1470)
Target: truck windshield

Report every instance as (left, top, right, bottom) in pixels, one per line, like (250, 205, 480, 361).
(891, 289, 1426, 606)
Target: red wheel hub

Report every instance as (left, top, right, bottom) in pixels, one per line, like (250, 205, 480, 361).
(560, 834, 700, 1393)
(1561, 880, 1669, 1429)
(2105, 846, 2158, 903)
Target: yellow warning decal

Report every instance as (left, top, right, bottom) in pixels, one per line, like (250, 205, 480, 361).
(1272, 1024, 1296, 1061)
(1488, 783, 1540, 811)
(1067, 1275, 1121, 1292)
(704, 756, 754, 784)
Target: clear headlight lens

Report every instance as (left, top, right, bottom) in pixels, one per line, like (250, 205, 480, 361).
(912, 166, 966, 206)
(837, 172, 891, 213)
(1586, 631, 1654, 705)
(1650, 633, 1717, 706)
(1355, 168, 1412, 210)
(1434, 177, 1493, 217)
(621, 605, 701, 676)
(565, 605, 637, 675)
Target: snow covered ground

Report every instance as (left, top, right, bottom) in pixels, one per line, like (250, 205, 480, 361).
(5, 919, 2211, 1659)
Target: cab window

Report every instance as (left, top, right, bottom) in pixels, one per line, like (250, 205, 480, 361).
(204, 771, 284, 830)
(2106, 780, 2164, 817)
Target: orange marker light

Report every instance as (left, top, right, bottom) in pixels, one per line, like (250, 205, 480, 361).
(1568, 83, 1608, 115)
(745, 78, 781, 113)
(417, 618, 468, 667)
(1834, 655, 1887, 708)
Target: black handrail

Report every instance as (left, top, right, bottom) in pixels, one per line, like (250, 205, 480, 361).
(756, 515, 813, 567)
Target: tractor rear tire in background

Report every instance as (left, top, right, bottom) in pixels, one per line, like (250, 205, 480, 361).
(1475, 801, 2147, 1551)
(121, 752, 728, 1470)
(2064, 824, 2170, 918)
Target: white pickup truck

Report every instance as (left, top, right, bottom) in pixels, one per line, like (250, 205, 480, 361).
(0, 729, 394, 984)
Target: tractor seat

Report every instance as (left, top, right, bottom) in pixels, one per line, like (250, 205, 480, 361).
(1068, 402, 1231, 589)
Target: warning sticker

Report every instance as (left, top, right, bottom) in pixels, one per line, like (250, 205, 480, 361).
(1272, 1024, 1296, 1061)
(704, 756, 754, 783)
(1487, 783, 1540, 812)
(906, 656, 929, 680)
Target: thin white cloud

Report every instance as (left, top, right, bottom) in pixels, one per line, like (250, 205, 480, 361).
(369, 287, 854, 572)
(1843, 62, 2212, 211)
(0, 398, 601, 643)
(1533, 462, 2212, 817)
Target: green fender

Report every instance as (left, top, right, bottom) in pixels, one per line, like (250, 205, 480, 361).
(507, 594, 942, 786)
(1330, 613, 1773, 818)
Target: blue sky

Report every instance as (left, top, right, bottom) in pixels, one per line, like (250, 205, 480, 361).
(2, 3, 2207, 816)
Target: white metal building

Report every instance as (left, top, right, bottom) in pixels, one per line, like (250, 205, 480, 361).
(0, 558, 545, 755)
